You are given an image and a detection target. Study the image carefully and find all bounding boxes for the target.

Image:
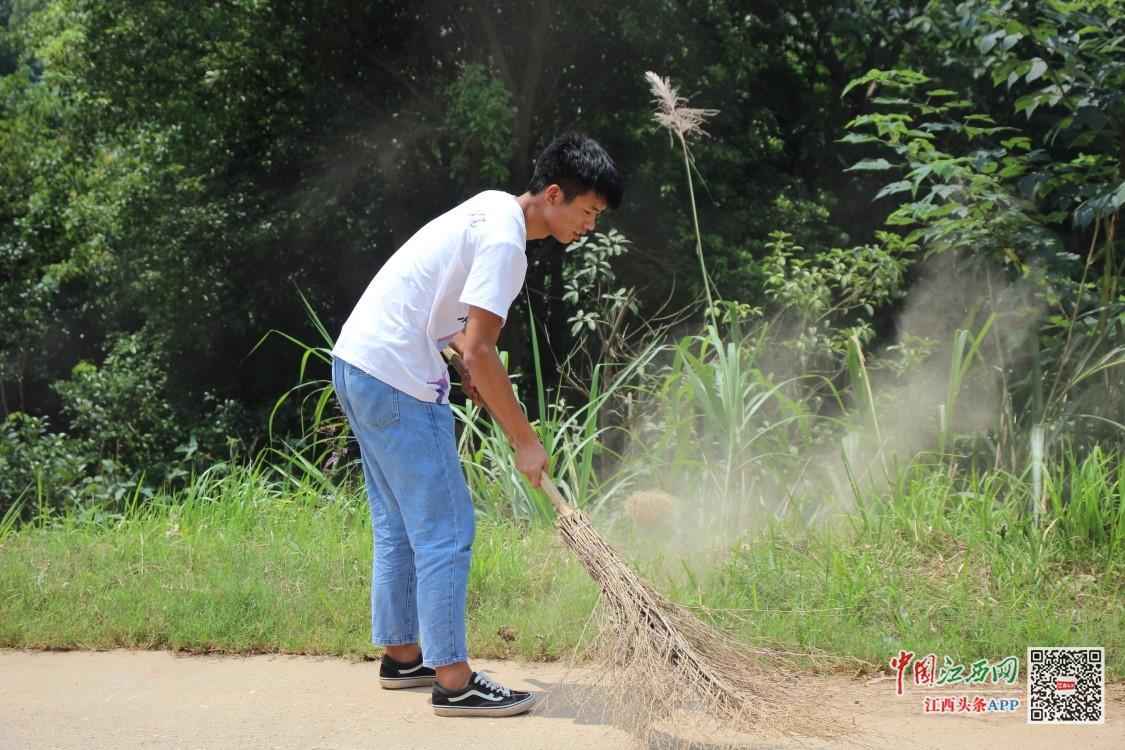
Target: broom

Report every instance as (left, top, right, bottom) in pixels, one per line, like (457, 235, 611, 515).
(442, 348, 846, 743)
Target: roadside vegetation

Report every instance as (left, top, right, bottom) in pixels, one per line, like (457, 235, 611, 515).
(2, 445, 1120, 677)
(1, 1, 1122, 682)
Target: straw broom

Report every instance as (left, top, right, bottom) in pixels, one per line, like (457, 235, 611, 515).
(443, 349, 845, 743)
(542, 474, 845, 743)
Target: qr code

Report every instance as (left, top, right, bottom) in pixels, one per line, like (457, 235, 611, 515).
(1027, 647, 1104, 724)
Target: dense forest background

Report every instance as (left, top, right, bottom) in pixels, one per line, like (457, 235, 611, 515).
(1, 0, 1121, 515)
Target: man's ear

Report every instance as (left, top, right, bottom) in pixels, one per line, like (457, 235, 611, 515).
(544, 184, 563, 205)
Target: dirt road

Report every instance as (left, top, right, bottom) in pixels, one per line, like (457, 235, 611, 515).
(1, 650, 1120, 749)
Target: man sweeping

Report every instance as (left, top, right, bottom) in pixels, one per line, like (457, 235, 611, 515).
(331, 132, 623, 717)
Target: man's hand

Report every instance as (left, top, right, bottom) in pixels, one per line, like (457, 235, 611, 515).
(514, 439, 549, 489)
(447, 350, 482, 405)
(460, 368, 481, 404)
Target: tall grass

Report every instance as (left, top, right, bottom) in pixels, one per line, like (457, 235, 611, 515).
(5, 287, 1121, 668)
(938, 313, 997, 457)
(251, 289, 348, 484)
(237, 287, 1122, 585)
(702, 457, 1123, 676)
(453, 321, 665, 521)
(632, 323, 839, 530)
(2, 448, 1119, 676)
(0, 462, 597, 660)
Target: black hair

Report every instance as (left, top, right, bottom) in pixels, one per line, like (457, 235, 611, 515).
(528, 132, 624, 209)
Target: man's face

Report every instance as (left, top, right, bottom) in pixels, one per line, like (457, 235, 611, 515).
(543, 186, 607, 244)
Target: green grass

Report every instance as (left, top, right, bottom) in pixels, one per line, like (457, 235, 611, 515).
(696, 451, 1123, 676)
(0, 461, 597, 662)
(2, 451, 1121, 679)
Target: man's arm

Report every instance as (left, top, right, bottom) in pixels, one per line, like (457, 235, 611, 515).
(457, 306, 549, 488)
(446, 331, 480, 404)
(447, 331, 468, 356)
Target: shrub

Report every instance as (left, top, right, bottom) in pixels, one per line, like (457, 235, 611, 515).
(0, 412, 90, 518)
(52, 332, 179, 476)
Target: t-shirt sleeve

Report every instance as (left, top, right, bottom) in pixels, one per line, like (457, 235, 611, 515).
(459, 242, 528, 323)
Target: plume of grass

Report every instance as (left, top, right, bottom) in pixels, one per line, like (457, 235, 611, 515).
(646, 71, 720, 321)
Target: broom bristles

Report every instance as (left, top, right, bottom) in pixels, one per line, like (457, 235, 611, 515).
(553, 506, 856, 746)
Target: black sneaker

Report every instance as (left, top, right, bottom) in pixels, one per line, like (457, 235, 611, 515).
(431, 671, 535, 717)
(378, 653, 436, 689)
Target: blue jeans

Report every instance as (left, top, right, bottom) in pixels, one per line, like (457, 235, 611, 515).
(332, 356, 475, 668)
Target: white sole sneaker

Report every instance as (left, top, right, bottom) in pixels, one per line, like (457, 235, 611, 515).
(432, 692, 535, 717)
(380, 675, 437, 689)
(378, 655, 436, 689)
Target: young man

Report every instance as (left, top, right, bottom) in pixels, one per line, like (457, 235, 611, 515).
(331, 132, 623, 717)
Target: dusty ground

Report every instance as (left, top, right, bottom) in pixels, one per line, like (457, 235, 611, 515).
(0, 650, 1121, 749)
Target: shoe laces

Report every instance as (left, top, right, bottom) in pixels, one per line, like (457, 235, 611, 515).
(474, 671, 511, 698)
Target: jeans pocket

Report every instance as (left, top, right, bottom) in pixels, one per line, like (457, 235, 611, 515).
(347, 363, 400, 432)
(368, 389, 400, 431)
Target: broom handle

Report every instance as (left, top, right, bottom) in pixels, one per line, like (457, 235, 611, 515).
(441, 347, 574, 518)
(538, 473, 574, 518)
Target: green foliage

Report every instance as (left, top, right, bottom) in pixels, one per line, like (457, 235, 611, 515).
(0, 330, 254, 521)
(52, 333, 178, 474)
(761, 229, 916, 363)
(844, 0, 1123, 281)
(842, 1, 1124, 455)
(0, 411, 88, 518)
(843, 68, 1058, 263)
(953, 0, 1125, 229)
(0, 0, 1120, 519)
(562, 229, 637, 338)
(1, 0, 335, 441)
(443, 63, 517, 189)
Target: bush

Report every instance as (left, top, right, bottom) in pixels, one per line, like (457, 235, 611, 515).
(0, 412, 90, 519)
(52, 332, 180, 476)
(0, 331, 256, 523)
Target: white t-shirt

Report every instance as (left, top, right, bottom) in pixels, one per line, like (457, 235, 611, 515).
(332, 190, 528, 404)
